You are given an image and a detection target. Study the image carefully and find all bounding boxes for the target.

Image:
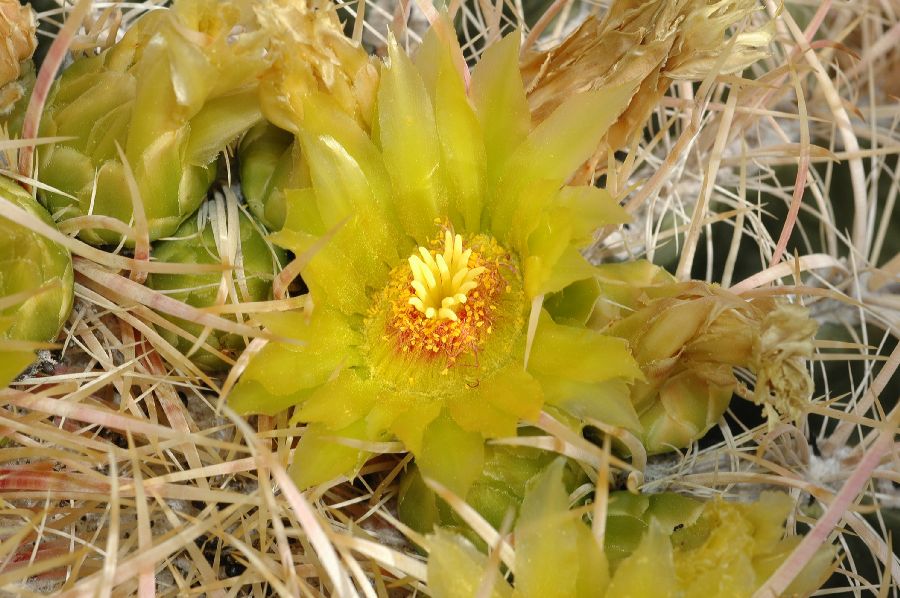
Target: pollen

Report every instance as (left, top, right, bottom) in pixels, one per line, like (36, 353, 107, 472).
(407, 231, 485, 321)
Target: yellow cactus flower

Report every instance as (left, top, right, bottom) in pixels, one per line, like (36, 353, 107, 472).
(426, 462, 833, 598)
(229, 25, 643, 492)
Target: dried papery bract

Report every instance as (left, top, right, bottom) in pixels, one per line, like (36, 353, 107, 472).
(0, 0, 36, 116)
(38, 0, 271, 245)
(585, 261, 817, 454)
(522, 0, 772, 179)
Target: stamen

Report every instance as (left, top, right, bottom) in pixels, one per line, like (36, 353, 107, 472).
(407, 233, 484, 320)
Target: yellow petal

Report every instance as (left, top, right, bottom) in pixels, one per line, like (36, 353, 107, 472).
(530, 311, 642, 384)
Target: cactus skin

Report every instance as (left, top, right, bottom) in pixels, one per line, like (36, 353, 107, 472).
(38, 0, 270, 246)
(0, 176, 74, 384)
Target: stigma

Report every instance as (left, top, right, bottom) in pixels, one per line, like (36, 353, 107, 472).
(408, 231, 485, 321)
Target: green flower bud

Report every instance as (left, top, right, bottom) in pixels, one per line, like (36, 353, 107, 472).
(607, 490, 835, 598)
(38, 0, 270, 245)
(145, 191, 286, 371)
(425, 470, 833, 598)
(238, 122, 308, 231)
(0, 175, 74, 384)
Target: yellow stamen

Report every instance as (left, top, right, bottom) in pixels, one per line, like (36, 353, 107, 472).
(408, 231, 485, 321)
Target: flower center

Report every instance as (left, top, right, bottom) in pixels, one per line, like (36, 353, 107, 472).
(364, 230, 525, 382)
(407, 231, 485, 321)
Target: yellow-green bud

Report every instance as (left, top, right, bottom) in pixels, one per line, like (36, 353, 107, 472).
(0, 175, 74, 384)
(38, 0, 270, 245)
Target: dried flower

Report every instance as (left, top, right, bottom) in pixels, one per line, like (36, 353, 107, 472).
(0, 0, 36, 116)
(582, 261, 817, 453)
(522, 0, 772, 179)
(229, 26, 642, 492)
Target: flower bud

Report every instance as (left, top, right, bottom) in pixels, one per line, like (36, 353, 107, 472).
(0, 175, 73, 384)
(39, 0, 270, 245)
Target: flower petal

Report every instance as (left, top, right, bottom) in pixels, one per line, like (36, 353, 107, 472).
(289, 421, 372, 489)
(239, 309, 362, 398)
(387, 399, 443, 456)
(379, 35, 444, 242)
(471, 31, 530, 187)
(435, 64, 486, 235)
(228, 378, 313, 416)
(489, 82, 639, 245)
(524, 246, 597, 298)
(418, 413, 485, 498)
(295, 371, 379, 431)
(529, 311, 642, 384)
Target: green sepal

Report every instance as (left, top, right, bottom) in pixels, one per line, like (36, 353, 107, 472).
(426, 529, 513, 598)
(606, 520, 677, 597)
(289, 420, 372, 489)
(538, 376, 642, 434)
(529, 311, 642, 385)
(418, 413, 485, 498)
(513, 459, 585, 598)
(544, 278, 602, 326)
